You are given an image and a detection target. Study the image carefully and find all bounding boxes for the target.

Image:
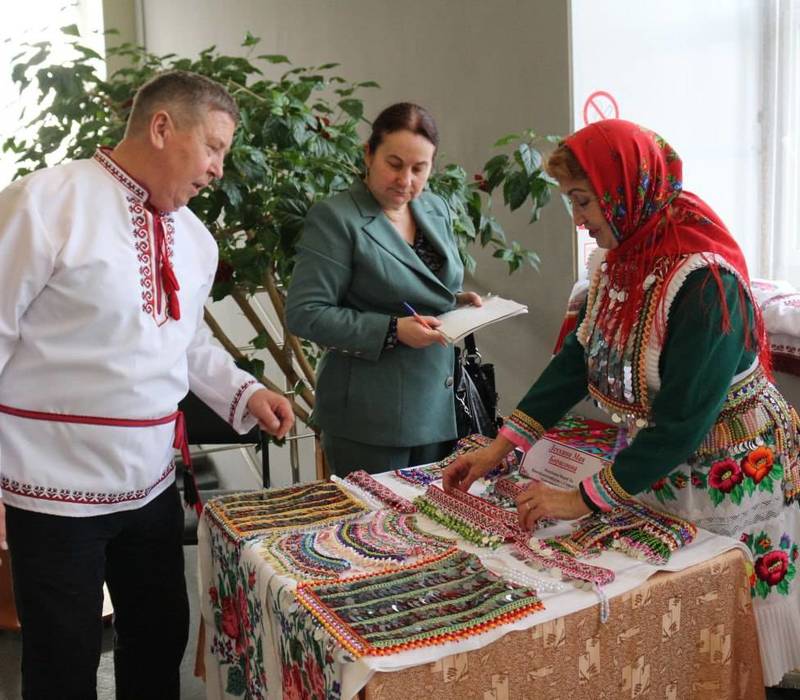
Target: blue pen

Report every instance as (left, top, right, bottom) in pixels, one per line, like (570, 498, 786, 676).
(402, 301, 435, 330)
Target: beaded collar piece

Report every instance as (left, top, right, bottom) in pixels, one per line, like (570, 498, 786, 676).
(543, 501, 697, 565)
(204, 481, 369, 542)
(414, 484, 527, 548)
(262, 510, 454, 581)
(295, 549, 544, 658)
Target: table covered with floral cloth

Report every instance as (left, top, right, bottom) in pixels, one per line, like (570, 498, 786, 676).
(196, 471, 764, 700)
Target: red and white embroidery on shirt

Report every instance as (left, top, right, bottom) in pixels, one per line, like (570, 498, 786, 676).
(94, 149, 178, 326)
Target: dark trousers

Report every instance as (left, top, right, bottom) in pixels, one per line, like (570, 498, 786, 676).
(322, 432, 455, 477)
(5, 483, 189, 700)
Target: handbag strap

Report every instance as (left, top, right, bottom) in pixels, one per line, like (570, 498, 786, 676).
(463, 332, 482, 364)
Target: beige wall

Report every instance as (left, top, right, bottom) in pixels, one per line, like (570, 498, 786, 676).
(139, 0, 575, 407)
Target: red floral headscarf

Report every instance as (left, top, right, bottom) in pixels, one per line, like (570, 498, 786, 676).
(565, 119, 768, 370)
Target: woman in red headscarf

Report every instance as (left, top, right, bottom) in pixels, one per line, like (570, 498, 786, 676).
(444, 120, 800, 685)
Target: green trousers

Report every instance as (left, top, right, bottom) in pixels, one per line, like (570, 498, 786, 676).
(321, 433, 454, 478)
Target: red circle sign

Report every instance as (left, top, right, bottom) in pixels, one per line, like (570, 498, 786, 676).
(582, 91, 619, 125)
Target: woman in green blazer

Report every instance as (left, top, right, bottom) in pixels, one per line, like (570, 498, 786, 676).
(286, 103, 479, 476)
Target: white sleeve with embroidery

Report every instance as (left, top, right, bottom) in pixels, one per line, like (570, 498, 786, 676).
(185, 314, 264, 435)
(0, 182, 61, 497)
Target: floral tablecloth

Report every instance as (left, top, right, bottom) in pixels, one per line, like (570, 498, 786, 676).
(196, 475, 763, 700)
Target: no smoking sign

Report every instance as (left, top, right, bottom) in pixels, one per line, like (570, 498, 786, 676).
(582, 91, 619, 125)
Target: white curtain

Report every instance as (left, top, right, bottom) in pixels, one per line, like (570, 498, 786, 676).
(760, 0, 800, 284)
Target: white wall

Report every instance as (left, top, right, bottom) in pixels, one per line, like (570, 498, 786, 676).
(571, 0, 763, 275)
(135, 0, 577, 487)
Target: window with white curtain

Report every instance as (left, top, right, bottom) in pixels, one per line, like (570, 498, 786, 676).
(762, 0, 800, 284)
(570, 0, 800, 286)
(0, 0, 105, 187)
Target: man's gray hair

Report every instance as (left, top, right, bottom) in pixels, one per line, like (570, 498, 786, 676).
(125, 70, 239, 136)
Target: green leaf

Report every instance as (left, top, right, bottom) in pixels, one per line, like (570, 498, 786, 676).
(493, 133, 520, 147)
(258, 54, 290, 64)
(61, 24, 80, 37)
(743, 478, 756, 497)
(777, 578, 790, 595)
(515, 143, 542, 176)
(730, 483, 743, 505)
(357, 80, 380, 88)
(338, 98, 363, 121)
(242, 31, 261, 47)
(709, 488, 725, 507)
(225, 666, 246, 695)
(503, 171, 529, 211)
(758, 476, 774, 493)
(755, 579, 771, 599)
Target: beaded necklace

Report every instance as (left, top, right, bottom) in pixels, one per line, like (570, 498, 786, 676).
(344, 470, 417, 513)
(264, 531, 352, 580)
(544, 502, 697, 565)
(263, 511, 454, 581)
(205, 481, 369, 542)
(295, 549, 544, 658)
(512, 538, 615, 622)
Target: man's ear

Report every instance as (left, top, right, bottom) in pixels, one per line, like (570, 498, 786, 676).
(149, 110, 173, 150)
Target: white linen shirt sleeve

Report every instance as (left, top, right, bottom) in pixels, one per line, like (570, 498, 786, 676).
(185, 314, 265, 434)
(0, 182, 62, 496)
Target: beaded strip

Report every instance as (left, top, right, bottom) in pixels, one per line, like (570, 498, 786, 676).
(262, 511, 454, 581)
(344, 470, 417, 513)
(414, 485, 527, 548)
(544, 502, 697, 565)
(512, 538, 615, 591)
(489, 477, 557, 529)
(295, 549, 544, 658)
(204, 481, 369, 542)
(393, 463, 443, 489)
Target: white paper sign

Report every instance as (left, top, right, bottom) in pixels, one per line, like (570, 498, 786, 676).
(521, 436, 610, 490)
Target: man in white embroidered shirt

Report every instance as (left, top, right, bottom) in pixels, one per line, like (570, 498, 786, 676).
(0, 71, 294, 699)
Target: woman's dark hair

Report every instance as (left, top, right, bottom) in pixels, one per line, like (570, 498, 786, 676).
(367, 102, 439, 154)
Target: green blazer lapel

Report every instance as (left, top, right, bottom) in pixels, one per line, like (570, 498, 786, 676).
(409, 195, 451, 261)
(350, 182, 448, 291)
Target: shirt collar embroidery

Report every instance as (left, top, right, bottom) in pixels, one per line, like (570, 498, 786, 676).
(93, 148, 150, 203)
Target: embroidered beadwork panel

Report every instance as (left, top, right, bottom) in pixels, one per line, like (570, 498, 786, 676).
(203, 481, 370, 542)
(295, 549, 544, 659)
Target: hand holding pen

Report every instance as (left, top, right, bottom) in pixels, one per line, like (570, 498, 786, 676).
(397, 301, 448, 348)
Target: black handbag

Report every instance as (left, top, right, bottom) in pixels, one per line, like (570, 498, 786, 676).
(453, 333, 501, 438)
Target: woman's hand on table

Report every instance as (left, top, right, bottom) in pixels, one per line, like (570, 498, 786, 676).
(455, 291, 482, 307)
(442, 437, 515, 493)
(397, 315, 447, 348)
(515, 482, 590, 531)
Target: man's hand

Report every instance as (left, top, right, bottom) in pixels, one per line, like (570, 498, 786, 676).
(246, 389, 294, 439)
(0, 499, 7, 564)
(442, 437, 515, 493)
(515, 482, 590, 531)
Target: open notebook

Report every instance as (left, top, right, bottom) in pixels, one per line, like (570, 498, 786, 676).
(436, 295, 528, 343)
